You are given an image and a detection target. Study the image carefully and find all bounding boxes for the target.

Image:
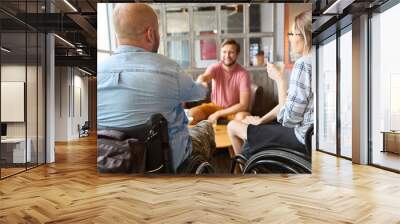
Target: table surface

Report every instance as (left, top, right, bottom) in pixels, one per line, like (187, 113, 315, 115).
(189, 124, 232, 150)
(213, 125, 232, 149)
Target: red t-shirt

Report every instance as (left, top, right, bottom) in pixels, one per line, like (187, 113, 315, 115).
(206, 63, 251, 108)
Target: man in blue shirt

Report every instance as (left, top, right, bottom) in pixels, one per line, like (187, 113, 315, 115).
(98, 3, 215, 172)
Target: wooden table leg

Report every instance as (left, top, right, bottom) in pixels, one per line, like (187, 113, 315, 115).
(228, 146, 242, 174)
(228, 146, 235, 158)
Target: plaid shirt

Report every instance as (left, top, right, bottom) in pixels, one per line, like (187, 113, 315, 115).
(277, 55, 314, 144)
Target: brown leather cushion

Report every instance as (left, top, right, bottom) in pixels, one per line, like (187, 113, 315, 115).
(249, 84, 263, 115)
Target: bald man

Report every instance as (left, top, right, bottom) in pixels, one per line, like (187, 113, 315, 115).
(112, 3, 159, 53)
(97, 3, 215, 173)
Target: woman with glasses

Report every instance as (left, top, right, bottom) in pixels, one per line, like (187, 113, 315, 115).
(227, 11, 313, 159)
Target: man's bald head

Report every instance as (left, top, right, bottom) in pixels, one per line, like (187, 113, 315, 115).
(113, 3, 159, 52)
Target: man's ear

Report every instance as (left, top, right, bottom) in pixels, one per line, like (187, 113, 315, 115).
(146, 27, 155, 43)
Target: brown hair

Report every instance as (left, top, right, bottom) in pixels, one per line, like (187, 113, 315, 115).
(221, 39, 240, 53)
(294, 10, 312, 54)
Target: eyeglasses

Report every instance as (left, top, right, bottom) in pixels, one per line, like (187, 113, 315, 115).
(287, 32, 302, 37)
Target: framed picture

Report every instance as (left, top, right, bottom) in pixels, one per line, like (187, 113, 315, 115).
(200, 31, 217, 60)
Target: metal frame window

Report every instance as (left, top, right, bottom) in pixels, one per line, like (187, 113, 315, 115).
(98, 3, 276, 74)
(368, 0, 400, 173)
(315, 24, 352, 160)
(0, 0, 47, 180)
(97, 3, 115, 60)
(156, 3, 276, 74)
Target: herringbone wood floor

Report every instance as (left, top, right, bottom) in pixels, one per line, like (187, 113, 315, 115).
(1, 136, 400, 223)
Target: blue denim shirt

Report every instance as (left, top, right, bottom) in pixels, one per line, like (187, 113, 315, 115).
(97, 45, 207, 171)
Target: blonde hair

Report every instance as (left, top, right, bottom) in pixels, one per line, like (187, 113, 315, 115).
(294, 10, 312, 54)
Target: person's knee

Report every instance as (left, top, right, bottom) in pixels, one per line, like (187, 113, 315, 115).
(228, 120, 248, 140)
(191, 121, 215, 143)
(227, 120, 239, 135)
(234, 112, 249, 121)
(196, 120, 213, 134)
(190, 121, 215, 159)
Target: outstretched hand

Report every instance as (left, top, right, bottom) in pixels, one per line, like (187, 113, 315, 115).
(208, 112, 220, 124)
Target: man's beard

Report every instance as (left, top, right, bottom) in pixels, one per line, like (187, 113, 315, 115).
(223, 59, 236, 67)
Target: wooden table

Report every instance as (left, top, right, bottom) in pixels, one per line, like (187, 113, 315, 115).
(188, 124, 234, 155)
(214, 124, 243, 173)
(188, 123, 235, 160)
(213, 125, 234, 157)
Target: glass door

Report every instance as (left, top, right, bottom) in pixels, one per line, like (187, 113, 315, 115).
(1, 30, 28, 177)
(370, 2, 400, 171)
(317, 36, 337, 154)
(0, 0, 46, 179)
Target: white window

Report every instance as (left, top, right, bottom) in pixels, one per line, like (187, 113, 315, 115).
(317, 37, 337, 155)
(339, 29, 352, 158)
(97, 3, 276, 73)
(371, 2, 400, 170)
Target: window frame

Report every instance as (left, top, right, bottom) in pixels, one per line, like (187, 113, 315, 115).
(368, 0, 400, 173)
(315, 24, 353, 161)
(98, 3, 276, 74)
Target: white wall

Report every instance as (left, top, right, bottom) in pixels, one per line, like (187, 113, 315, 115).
(55, 67, 68, 141)
(54, 67, 89, 141)
(1, 65, 35, 137)
(1, 65, 26, 141)
(1, 63, 46, 164)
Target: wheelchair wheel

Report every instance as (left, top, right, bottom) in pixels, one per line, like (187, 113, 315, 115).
(195, 162, 214, 174)
(242, 149, 311, 174)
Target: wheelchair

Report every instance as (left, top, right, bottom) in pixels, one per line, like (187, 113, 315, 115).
(230, 126, 313, 174)
(98, 113, 214, 175)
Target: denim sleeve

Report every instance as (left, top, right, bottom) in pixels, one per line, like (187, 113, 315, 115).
(177, 69, 207, 102)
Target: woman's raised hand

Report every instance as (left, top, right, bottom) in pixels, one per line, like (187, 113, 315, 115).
(266, 62, 285, 81)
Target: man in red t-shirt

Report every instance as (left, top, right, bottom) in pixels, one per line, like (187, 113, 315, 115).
(189, 39, 251, 124)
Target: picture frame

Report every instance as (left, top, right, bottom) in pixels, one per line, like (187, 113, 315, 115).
(200, 31, 217, 60)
